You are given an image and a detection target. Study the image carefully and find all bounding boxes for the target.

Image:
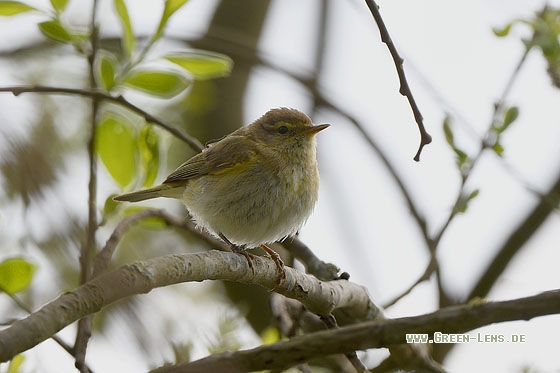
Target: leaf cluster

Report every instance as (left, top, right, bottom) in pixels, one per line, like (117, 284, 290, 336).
(494, 6, 560, 88)
(0, 0, 233, 200)
(442, 103, 518, 215)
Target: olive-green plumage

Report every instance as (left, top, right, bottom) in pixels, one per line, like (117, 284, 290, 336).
(114, 108, 328, 247)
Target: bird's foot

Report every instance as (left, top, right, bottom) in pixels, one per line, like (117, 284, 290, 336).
(260, 244, 287, 286)
(219, 233, 258, 275)
(230, 244, 258, 275)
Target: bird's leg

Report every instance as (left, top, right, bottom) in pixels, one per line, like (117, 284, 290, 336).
(219, 233, 257, 274)
(260, 244, 287, 285)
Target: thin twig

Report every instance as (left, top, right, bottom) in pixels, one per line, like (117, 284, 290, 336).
(312, 99, 437, 301)
(0, 289, 95, 373)
(280, 238, 339, 281)
(94, 209, 229, 278)
(321, 315, 369, 372)
(383, 255, 437, 308)
(364, 0, 432, 161)
(74, 1, 102, 370)
(318, 100, 431, 245)
(0, 85, 204, 152)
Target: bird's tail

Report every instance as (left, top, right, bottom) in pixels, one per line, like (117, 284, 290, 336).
(113, 183, 183, 202)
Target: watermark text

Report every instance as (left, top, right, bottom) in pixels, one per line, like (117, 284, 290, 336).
(406, 333, 526, 344)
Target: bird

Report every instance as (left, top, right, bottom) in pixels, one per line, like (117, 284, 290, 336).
(114, 108, 329, 281)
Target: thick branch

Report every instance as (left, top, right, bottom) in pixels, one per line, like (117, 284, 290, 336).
(0, 251, 379, 362)
(156, 289, 560, 373)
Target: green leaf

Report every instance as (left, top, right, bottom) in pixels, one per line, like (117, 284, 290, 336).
(454, 189, 480, 214)
(123, 69, 191, 98)
(103, 194, 119, 216)
(492, 23, 513, 37)
(114, 0, 135, 57)
(501, 106, 519, 131)
(38, 20, 72, 43)
(0, 258, 36, 295)
(123, 205, 149, 215)
(453, 148, 470, 169)
(466, 189, 480, 204)
(442, 115, 454, 147)
(94, 51, 119, 90)
(50, 0, 69, 12)
(69, 30, 90, 47)
(138, 125, 160, 187)
(7, 354, 25, 373)
(0, 1, 36, 16)
(443, 117, 472, 172)
(492, 141, 504, 156)
(123, 207, 167, 229)
(163, 0, 189, 18)
(155, 0, 190, 39)
(139, 216, 167, 229)
(96, 112, 137, 187)
(261, 326, 281, 345)
(164, 51, 233, 80)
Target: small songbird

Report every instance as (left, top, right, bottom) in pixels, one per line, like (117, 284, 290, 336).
(114, 108, 329, 279)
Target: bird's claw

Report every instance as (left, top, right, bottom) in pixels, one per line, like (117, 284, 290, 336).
(230, 245, 258, 275)
(260, 244, 287, 287)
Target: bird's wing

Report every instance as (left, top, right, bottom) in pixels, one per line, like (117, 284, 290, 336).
(163, 135, 257, 184)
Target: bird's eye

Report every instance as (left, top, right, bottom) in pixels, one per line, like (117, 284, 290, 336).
(277, 126, 289, 134)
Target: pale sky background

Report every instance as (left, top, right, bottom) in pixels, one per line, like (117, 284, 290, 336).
(1, 0, 560, 372)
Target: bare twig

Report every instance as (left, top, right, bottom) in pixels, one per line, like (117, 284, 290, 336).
(0, 290, 95, 373)
(487, 48, 530, 144)
(93, 209, 226, 276)
(321, 315, 368, 372)
(95, 208, 232, 278)
(280, 238, 339, 281)
(75, 2, 102, 370)
(314, 92, 436, 303)
(383, 255, 437, 308)
(81, 0, 100, 287)
(0, 85, 204, 153)
(364, 0, 432, 161)
(320, 99, 431, 239)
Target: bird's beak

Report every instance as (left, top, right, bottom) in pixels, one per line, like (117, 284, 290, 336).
(303, 123, 330, 134)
